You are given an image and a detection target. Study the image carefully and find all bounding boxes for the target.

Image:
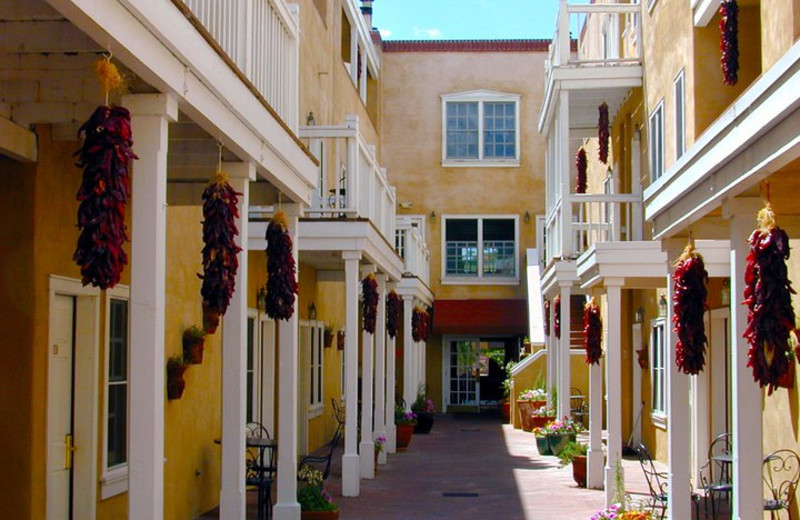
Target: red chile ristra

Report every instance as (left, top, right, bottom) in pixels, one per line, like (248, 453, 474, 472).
(265, 211, 298, 321)
(583, 297, 602, 365)
(672, 243, 709, 375)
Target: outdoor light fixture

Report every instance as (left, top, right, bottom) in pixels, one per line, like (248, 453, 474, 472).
(658, 294, 668, 318)
(721, 278, 731, 306)
(524, 211, 531, 223)
(306, 111, 316, 125)
(257, 285, 268, 312)
(429, 211, 436, 223)
(308, 302, 317, 320)
(634, 307, 644, 324)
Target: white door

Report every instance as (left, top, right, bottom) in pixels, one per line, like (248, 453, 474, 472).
(48, 294, 75, 520)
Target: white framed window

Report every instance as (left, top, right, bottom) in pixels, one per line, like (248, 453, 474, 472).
(340, 337, 346, 401)
(441, 91, 521, 167)
(307, 320, 324, 417)
(101, 286, 130, 499)
(442, 215, 519, 284)
(246, 312, 259, 424)
(649, 100, 665, 182)
(650, 318, 667, 428)
(674, 70, 686, 160)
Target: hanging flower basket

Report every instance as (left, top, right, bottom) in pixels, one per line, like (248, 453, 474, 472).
(265, 211, 298, 321)
(166, 355, 189, 400)
(554, 296, 561, 339)
(672, 243, 709, 375)
(182, 325, 207, 365)
(583, 297, 602, 365)
(199, 171, 243, 333)
(362, 273, 378, 334)
(412, 306, 430, 342)
(720, 0, 739, 85)
(387, 290, 401, 339)
(598, 102, 610, 164)
(744, 203, 796, 394)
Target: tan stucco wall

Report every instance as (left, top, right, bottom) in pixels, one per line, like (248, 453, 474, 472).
(761, 0, 800, 70)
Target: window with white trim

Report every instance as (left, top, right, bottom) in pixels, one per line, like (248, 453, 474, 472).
(102, 288, 130, 499)
(441, 91, 520, 166)
(308, 321, 324, 415)
(674, 70, 685, 160)
(649, 100, 665, 181)
(650, 318, 667, 423)
(443, 216, 518, 282)
(246, 315, 258, 424)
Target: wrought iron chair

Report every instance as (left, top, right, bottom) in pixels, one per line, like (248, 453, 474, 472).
(763, 449, 800, 519)
(331, 398, 345, 434)
(570, 387, 587, 428)
(700, 433, 733, 520)
(637, 444, 700, 520)
(245, 422, 275, 520)
(297, 425, 342, 481)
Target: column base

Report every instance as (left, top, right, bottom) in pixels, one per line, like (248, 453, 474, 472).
(342, 454, 360, 496)
(359, 441, 375, 479)
(587, 448, 605, 490)
(272, 501, 300, 520)
(386, 424, 397, 453)
(604, 462, 623, 506)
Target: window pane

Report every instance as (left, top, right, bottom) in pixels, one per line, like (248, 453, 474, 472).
(247, 318, 255, 422)
(107, 383, 127, 466)
(484, 102, 516, 158)
(446, 219, 478, 241)
(107, 299, 128, 468)
(483, 219, 514, 241)
(446, 102, 479, 159)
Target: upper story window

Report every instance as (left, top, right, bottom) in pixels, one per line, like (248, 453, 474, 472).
(674, 70, 686, 160)
(441, 91, 520, 167)
(443, 216, 518, 284)
(649, 100, 665, 182)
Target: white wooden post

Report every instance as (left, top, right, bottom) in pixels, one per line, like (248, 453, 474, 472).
(691, 352, 710, 485)
(220, 162, 255, 519)
(664, 242, 691, 520)
(604, 280, 624, 504)
(374, 274, 388, 464)
(341, 251, 361, 496)
(587, 290, 604, 491)
(403, 295, 415, 410)
(359, 264, 375, 479)
(631, 323, 643, 449)
(723, 198, 764, 520)
(558, 283, 571, 418)
(273, 203, 302, 520)
(557, 90, 572, 257)
(125, 93, 177, 520)
(386, 284, 398, 453)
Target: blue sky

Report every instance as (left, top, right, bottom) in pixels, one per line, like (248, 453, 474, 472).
(372, 1, 563, 41)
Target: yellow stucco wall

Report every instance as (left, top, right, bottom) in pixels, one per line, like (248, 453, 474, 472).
(760, 0, 800, 71)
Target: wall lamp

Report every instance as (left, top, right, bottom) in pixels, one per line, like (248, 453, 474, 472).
(429, 211, 436, 223)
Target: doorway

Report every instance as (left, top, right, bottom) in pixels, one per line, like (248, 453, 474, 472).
(444, 337, 516, 413)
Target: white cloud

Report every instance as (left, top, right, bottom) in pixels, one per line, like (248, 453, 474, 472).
(378, 28, 392, 38)
(413, 27, 443, 39)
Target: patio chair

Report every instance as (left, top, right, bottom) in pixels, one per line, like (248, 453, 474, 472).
(763, 449, 800, 519)
(245, 423, 275, 520)
(699, 433, 733, 520)
(298, 425, 342, 481)
(570, 387, 587, 428)
(637, 444, 700, 520)
(331, 398, 345, 433)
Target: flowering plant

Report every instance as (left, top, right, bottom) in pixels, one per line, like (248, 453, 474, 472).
(375, 435, 387, 453)
(590, 504, 653, 520)
(546, 417, 583, 435)
(518, 388, 547, 401)
(532, 405, 556, 418)
(395, 405, 418, 426)
(532, 427, 547, 438)
(297, 465, 338, 512)
(412, 385, 436, 413)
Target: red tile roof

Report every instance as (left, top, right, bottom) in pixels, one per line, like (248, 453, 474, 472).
(433, 299, 527, 335)
(382, 39, 568, 53)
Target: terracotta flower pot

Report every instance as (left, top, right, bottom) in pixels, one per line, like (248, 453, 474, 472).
(336, 331, 345, 351)
(572, 455, 587, 487)
(182, 334, 205, 365)
(202, 301, 220, 334)
(396, 423, 414, 451)
(301, 510, 339, 520)
(517, 401, 534, 431)
(500, 400, 510, 423)
(167, 364, 188, 400)
(530, 416, 550, 428)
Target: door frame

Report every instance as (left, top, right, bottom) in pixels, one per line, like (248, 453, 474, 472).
(47, 275, 100, 519)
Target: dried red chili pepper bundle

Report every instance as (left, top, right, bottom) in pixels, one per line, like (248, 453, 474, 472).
(576, 148, 587, 194)
(265, 211, 298, 321)
(425, 305, 434, 341)
(73, 104, 137, 289)
(744, 204, 796, 394)
(583, 297, 602, 365)
(554, 295, 562, 339)
(544, 299, 551, 336)
(199, 171, 243, 330)
(598, 102, 610, 164)
(362, 273, 379, 334)
(412, 306, 430, 342)
(720, 0, 739, 85)
(387, 290, 401, 339)
(672, 243, 709, 375)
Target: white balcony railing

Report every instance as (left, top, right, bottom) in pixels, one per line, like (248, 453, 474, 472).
(544, 193, 642, 265)
(395, 219, 431, 287)
(183, 0, 299, 129)
(299, 115, 397, 243)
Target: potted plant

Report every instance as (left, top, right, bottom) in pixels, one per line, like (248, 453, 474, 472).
(530, 405, 556, 428)
(590, 504, 653, 520)
(394, 405, 417, 451)
(336, 329, 345, 351)
(533, 427, 552, 456)
(297, 465, 339, 519)
(166, 354, 189, 400)
(557, 440, 589, 487)
(182, 325, 206, 365)
(374, 435, 386, 471)
(411, 385, 436, 434)
(324, 325, 335, 349)
(545, 417, 583, 456)
(517, 388, 547, 432)
(499, 361, 516, 423)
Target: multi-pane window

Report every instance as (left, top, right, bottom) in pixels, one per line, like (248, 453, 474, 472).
(650, 319, 667, 417)
(649, 101, 665, 181)
(107, 298, 128, 468)
(444, 217, 517, 279)
(309, 323, 323, 411)
(246, 316, 256, 423)
(442, 92, 520, 164)
(674, 70, 685, 159)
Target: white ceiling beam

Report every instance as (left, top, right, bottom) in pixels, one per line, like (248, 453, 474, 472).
(0, 115, 37, 162)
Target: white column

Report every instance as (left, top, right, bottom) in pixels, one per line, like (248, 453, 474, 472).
(359, 265, 376, 479)
(557, 90, 573, 257)
(547, 301, 556, 407)
(691, 363, 710, 485)
(723, 198, 763, 520)
(402, 295, 415, 410)
(273, 204, 302, 520)
(341, 251, 361, 496)
(604, 280, 624, 504)
(663, 243, 690, 520)
(374, 274, 388, 465)
(220, 163, 255, 519)
(125, 93, 177, 520)
(558, 283, 571, 418)
(631, 323, 643, 448)
(587, 353, 604, 489)
(386, 286, 398, 453)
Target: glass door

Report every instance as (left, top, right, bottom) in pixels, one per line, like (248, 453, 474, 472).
(448, 340, 480, 413)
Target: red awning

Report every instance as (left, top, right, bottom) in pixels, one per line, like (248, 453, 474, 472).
(433, 299, 527, 335)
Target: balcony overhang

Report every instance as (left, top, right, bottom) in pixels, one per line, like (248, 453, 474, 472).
(249, 218, 404, 281)
(644, 40, 800, 240)
(540, 258, 579, 297)
(395, 276, 434, 307)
